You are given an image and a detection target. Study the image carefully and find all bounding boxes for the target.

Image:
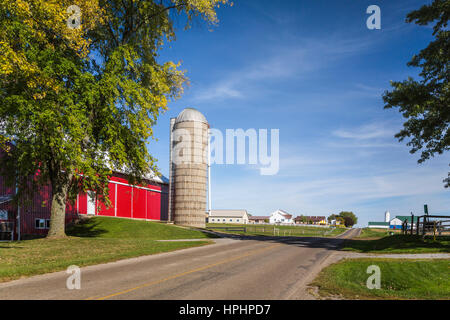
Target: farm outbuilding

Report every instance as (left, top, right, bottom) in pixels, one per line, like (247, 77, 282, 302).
(249, 216, 269, 224)
(208, 209, 250, 224)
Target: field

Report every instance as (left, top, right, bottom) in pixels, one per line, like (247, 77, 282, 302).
(206, 223, 347, 237)
(342, 235, 450, 254)
(0, 216, 214, 282)
(311, 258, 450, 300)
(357, 228, 400, 239)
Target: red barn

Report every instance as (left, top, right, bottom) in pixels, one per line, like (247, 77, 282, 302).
(0, 152, 169, 240)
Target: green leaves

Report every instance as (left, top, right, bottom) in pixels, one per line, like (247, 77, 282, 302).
(0, 0, 231, 235)
(383, 0, 449, 187)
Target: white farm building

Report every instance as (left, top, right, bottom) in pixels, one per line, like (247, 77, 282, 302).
(208, 210, 250, 224)
(269, 209, 294, 225)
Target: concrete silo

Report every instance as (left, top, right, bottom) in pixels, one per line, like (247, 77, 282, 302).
(169, 108, 209, 228)
(385, 211, 391, 223)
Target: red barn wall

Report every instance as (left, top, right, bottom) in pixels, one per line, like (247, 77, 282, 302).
(0, 169, 168, 238)
(91, 174, 167, 221)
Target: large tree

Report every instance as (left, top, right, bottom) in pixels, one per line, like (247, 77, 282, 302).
(0, 0, 230, 238)
(383, 0, 449, 187)
(338, 211, 357, 227)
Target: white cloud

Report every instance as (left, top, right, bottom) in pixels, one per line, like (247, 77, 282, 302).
(191, 35, 382, 103)
(193, 81, 243, 102)
(332, 122, 397, 140)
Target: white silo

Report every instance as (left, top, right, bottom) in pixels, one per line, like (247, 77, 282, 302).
(385, 211, 390, 222)
(169, 108, 209, 228)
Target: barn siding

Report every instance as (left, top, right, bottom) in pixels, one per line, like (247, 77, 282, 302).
(97, 182, 116, 217)
(0, 174, 16, 220)
(0, 171, 168, 238)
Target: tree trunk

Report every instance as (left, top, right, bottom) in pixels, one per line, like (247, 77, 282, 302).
(47, 172, 72, 238)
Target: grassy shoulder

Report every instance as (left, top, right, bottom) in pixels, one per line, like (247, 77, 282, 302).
(342, 235, 450, 254)
(206, 223, 347, 238)
(69, 216, 217, 240)
(311, 258, 450, 300)
(0, 216, 215, 282)
(358, 228, 400, 239)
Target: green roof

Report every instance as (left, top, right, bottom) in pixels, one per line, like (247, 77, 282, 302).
(368, 222, 389, 226)
(395, 216, 419, 223)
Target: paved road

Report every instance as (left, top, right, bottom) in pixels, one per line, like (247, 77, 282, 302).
(0, 228, 360, 300)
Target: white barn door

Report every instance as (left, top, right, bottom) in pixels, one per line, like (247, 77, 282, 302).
(87, 191, 96, 215)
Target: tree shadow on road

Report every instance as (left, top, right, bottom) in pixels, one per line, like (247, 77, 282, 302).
(209, 231, 347, 252)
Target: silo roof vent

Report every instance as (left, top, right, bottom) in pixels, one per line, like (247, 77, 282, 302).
(175, 108, 208, 124)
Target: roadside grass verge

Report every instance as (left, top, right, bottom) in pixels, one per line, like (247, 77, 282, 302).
(358, 228, 400, 239)
(311, 258, 450, 300)
(68, 216, 218, 240)
(0, 216, 214, 282)
(342, 235, 450, 254)
(206, 223, 347, 238)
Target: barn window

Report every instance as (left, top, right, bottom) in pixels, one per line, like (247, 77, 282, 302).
(35, 219, 46, 229)
(45, 219, 50, 229)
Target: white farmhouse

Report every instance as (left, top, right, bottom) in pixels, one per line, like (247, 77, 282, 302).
(269, 209, 294, 225)
(208, 210, 250, 224)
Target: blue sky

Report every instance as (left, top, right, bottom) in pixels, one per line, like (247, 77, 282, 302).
(148, 0, 450, 227)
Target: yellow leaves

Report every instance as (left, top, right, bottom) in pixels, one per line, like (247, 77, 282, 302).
(0, 0, 106, 94)
(182, 0, 231, 25)
(1, 0, 105, 58)
(0, 40, 39, 77)
(33, 92, 46, 100)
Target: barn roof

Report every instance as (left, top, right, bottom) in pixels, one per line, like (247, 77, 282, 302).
(395, 216, 419, 223)
(209, 209, 248, 218)
(294, 216, 326, 222)
(368, 222, 390, 226)
(104, 153, 169, 185)
(272, 209, 293, 219)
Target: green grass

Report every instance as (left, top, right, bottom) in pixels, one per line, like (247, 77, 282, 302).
(206, 223, 347, 238)
(358, 228, 399, 239)
(311, 258, 450, 300)
(68, 216, 217, 240)
(342, 235, 450, 254)
(0, 216, 215, 282)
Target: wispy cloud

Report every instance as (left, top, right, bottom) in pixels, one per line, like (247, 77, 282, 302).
(193, 82, 243, 102)
(333, 122, 397, 140)
(191, 35, 382, 102)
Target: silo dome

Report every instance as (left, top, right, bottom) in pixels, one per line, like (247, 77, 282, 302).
(175, 108, 208, 124)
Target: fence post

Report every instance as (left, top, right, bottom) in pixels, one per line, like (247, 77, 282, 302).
(433, 221, 436, 241)
(416, 216, 420, 236)
(422, 216, 426, 237)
